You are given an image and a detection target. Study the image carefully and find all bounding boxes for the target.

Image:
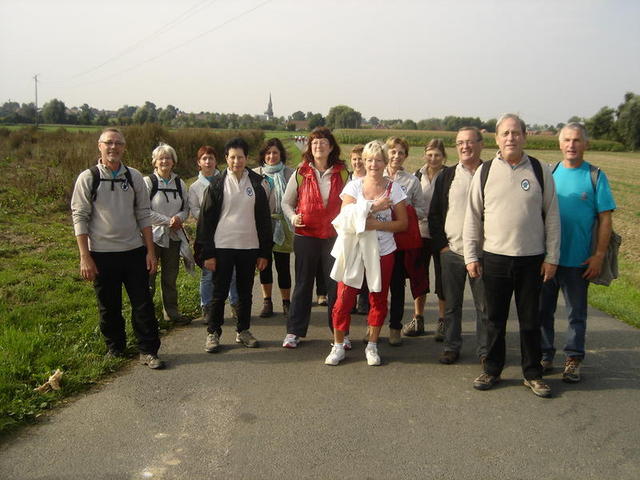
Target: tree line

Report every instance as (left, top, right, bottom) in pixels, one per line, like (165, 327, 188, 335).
(1, 92, 639, 149)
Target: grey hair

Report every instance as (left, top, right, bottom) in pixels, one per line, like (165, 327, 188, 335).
(560, 122, 589, 141)
(362, 140, 388, 163)
(151, 142, 178, 166)
(496, 113, 526, 134)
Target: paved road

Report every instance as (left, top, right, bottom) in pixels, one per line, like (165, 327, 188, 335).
(1, 279, 640, 479)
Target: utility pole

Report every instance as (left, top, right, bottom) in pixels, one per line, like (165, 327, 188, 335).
(33, 74, 39, 127)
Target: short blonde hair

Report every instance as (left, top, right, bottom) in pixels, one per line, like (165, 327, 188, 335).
(362, 140, 388, 163)
(385, 136, 409, 156)
(151, 143, 178, 166)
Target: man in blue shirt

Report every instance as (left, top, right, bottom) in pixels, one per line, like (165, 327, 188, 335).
(539, 123, 616, 383)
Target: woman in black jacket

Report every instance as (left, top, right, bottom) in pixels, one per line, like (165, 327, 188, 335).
(196, 138, 272, 353)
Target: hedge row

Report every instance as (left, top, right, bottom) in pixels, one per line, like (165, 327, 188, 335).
(333, 129, 626, 152)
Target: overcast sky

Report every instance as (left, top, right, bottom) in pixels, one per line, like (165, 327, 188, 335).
(1, 0, 639, 125)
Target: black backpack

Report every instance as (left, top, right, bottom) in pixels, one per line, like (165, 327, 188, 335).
(89, 165, 136, 206)
(147, 173, 184, 209)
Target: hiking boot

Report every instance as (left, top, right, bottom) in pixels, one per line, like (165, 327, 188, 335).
(434, 318, 445, 342)
(205, 332, 221, 353)
(317, 295, 328, 306)
(230, 303, 239, 320)
(524, 378, 552, 398)
(171, 314, 192, 326)
(343, 336, 352, 351)
(473, 372, 500, 390)
(562, 357, 582, 383)
(402, 315, 424, 337)
(439, 350, 460, 365)
(541, 359, 554, 374)
(388, 328, 402, 346)
(139, 353, 165, 369)
(282, 300, 290, 318)
(236, 329, 259, 348)
(259, 298, 273, 318)
(325, 345, 346, 365)
(282, 334, 299, 349)
(365, 344, 381, 366)
(105, 349, 125, 360)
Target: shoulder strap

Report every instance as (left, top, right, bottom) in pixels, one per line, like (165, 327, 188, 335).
(552, 161, 561, 174)
(148, 174, 159, 200)
(480, 159, 493, 201)
(123, 166, 137, 207)
(89, 165, 100, 201)
(589, 164, 600, 193)
(414, 169, 422, 181)
(528, 156, 544, 194)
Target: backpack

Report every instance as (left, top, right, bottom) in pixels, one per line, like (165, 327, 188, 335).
(89, 165, 136, 206)
(552, 162, 621, 286)
(147, 173, 184, 209)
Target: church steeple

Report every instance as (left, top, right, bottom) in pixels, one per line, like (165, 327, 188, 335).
(264, 93, 274, 120)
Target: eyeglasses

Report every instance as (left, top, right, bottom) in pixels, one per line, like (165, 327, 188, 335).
(100, 141, 125, 147)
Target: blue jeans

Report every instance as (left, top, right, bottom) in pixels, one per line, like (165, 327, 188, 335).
(200, 267, 240, 307)
(539, 266, 589, 361)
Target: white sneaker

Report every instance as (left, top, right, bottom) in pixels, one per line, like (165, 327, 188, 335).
(365, 344, 381, 366)
(325, 345, 346, 366)
(343, 336, 352, 351)
(282, 334, 299, 349)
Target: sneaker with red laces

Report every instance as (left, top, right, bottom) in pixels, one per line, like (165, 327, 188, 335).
(282, 334, 299, 349)
(562, 357, 582, 383)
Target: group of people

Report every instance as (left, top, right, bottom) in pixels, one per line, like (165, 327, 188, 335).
(71, 113, 616, 398)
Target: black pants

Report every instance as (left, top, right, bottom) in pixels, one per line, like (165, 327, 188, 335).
(92, 247, 160, 355)
(207, 248, 258, 335)
(287, 235, 336, 337)
(482, 252, 544, 380)
(259, 251, 292, 289)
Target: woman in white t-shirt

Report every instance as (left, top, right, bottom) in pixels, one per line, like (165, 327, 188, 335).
(325, 140, 408, 366)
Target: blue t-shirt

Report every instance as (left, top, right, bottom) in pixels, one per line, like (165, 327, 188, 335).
(553, 161, 616, 267)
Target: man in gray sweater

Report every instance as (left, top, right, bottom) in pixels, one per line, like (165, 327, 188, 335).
(71, 128, 164, 369)
(463, 114, 560, 397)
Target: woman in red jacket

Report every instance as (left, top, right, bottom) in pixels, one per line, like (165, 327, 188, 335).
(281, 127, 348, 349)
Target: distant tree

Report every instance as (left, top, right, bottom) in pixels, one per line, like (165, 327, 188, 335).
(555, 122, 565, 130)
(400, 119, 417, 130)
(417, 118, 443, 130)
(41, 98, 67, 124)
(18, 103, 37, 123)
(585, 106, 616, 140)
(305, 111, 314, 120)
(286, 122, 297, 131)
(291, 111, 305, 121)
(482, 118, 497, 132)
(308, 113, 325, 129)
(369, 116, 380, 127)
(326, 105, 362, 129)
(567, 115, 584, 124)
(158, 104, 178, 125)
(0, 101, 19, 117)
(94, 112, 109, 126)
(132, 101, 157, 124)
(616, 92, 640, 150)
(78, 103, 94, 125)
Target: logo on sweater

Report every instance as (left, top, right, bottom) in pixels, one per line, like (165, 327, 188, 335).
(121, 180, 129, 191)
(246, 187, 254, 196)
(521, 179, 530, 191)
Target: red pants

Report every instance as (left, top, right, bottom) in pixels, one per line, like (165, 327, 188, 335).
(332, 253, 395, 332)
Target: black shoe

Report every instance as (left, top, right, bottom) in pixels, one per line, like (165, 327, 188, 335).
(439, 350, 460, 365)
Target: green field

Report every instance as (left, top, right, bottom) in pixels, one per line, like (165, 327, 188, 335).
(0, 127, 638, 435)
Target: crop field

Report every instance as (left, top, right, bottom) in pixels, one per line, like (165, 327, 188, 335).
(0, 126, 638, 435)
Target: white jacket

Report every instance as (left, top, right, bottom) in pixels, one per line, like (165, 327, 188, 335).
(330, 199, 381, 291)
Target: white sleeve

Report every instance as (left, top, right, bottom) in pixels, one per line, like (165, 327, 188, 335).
(281, 173, 299, 224)
(390, 182, 408, 205)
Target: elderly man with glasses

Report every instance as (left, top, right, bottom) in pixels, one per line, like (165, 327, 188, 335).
(71, 128, 165, 369)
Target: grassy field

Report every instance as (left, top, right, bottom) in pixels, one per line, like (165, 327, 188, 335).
(0, 127, 638, 436)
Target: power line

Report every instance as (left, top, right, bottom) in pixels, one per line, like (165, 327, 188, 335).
(69, 0, 220, 79)
(67, 0, 272, 89)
